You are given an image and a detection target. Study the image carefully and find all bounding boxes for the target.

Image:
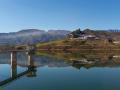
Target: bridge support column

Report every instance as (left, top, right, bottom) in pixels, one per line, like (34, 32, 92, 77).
(10, 51, 17, 78)
(27, 52, 33, 67)
(27, 52, 36, 77)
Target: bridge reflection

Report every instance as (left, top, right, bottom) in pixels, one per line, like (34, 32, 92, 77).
(0, 51, 36, 86)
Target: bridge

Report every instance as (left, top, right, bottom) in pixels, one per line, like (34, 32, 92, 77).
(0, 44, 36, 53)
(0, 50, 36, 86)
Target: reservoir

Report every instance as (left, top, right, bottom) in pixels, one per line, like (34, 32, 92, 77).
(1, 51, 120, 90)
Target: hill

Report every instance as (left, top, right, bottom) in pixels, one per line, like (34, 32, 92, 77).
(36, 29, 120, 50)
(0, 29, 70, 45)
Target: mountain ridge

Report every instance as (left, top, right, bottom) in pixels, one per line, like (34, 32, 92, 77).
(0, 29, 71, 45)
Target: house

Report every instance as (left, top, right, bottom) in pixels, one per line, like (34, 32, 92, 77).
(67, 28, 85, 39)
(67, 28, 98, 40)
(78, 35, 96, 40)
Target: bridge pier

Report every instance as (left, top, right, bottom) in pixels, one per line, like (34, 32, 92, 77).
(27, 52, 36, 77)
(27, 52, 34, 67)
(10, 51, 36, 78)
(0, 51, 37, 86)
(10, 51, 17, 78)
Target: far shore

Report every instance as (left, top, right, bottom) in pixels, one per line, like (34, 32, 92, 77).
(36, 49, 120, 53)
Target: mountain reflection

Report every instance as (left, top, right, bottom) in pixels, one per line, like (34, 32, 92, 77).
(1, 51, 120, 86)
(1, 51, 120, 68)
(0, 52, 69, 67)
(36, 51, 120, 69)
(0, 51, 70, 86)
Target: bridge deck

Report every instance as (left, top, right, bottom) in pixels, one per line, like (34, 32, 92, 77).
(8, 50, 29, 52)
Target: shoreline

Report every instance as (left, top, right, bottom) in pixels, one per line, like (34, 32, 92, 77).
(36, 48, 120, 52)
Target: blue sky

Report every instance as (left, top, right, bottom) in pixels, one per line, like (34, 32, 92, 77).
(0, 0, 120, 32)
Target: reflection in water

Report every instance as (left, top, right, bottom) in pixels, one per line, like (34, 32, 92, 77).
(1, 51, 120, 89)
(27, 52, 36, 77)
(0, 51, 36, 86)
(36, 51, 120, 69)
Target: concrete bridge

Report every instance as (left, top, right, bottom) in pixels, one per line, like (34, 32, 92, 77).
(15, 44, 35, 50)
(0, 51, 36, 86)
(0, 44, 35, 53)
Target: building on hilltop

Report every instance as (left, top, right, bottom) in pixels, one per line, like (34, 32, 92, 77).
(67, 28, 98, 40)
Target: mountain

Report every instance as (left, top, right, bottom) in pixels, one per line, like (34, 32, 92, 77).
(36, 28, 120, 50)
(0, 29, 70, 45)
(48, 30, 70, 35)
(68, 28, 120, 41)
(83, 29, 120, 40)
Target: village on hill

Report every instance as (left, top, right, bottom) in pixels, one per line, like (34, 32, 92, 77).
(67, 28, 120, 44)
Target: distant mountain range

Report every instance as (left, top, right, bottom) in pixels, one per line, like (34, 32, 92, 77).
(0, 29, 70, 45)
(1, 28, 120, 45)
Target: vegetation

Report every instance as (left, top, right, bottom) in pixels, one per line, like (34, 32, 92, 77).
(36, 29, 120, 50)
(36, 38, 120, 50)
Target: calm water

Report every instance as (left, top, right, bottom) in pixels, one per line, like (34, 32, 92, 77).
(1, 51, 120, 90)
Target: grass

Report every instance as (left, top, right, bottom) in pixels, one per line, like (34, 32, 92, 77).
(36, 39, 65, 47)
(36, 38, 120, 50)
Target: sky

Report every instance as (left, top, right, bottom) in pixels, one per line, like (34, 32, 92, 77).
(0, 0, 120, 32)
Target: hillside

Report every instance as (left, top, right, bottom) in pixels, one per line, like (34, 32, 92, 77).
(0, 29, 70, 45)
(83, 29, 120, 41)
(36, 39, 120, 50)
(36, 29, 120, 50)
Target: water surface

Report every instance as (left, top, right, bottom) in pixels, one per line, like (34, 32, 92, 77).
(0, 51, 120, 90)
